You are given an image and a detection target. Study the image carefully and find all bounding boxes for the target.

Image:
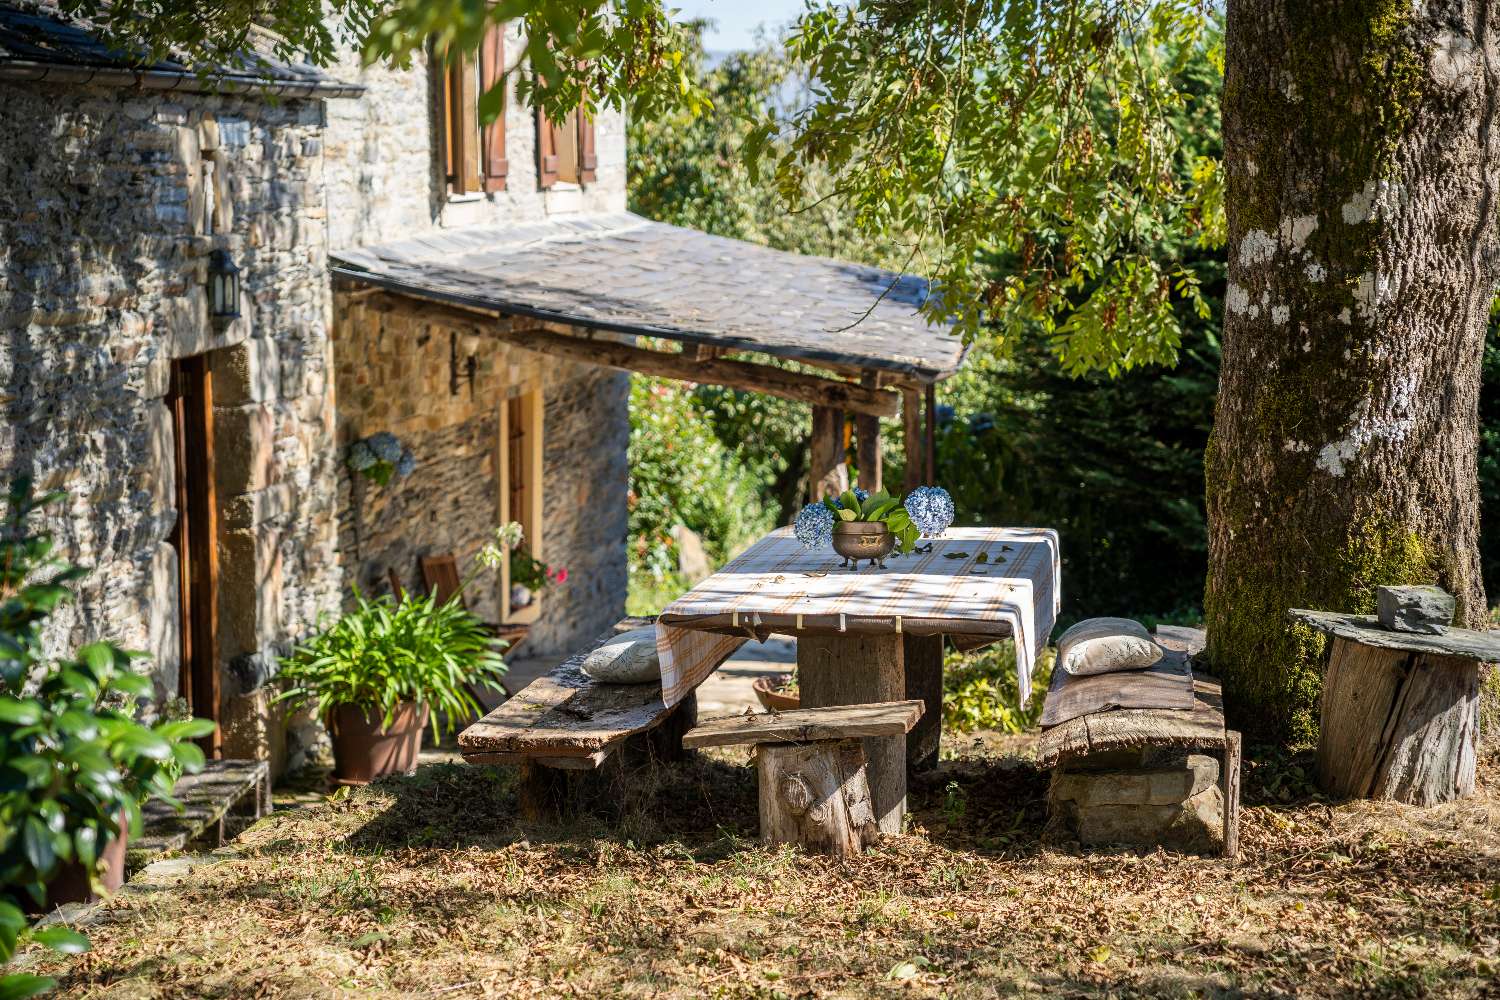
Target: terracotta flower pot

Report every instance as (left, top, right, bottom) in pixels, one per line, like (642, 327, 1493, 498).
(35, 809, 127, 911)
(329, 701, 429, 786)
(753, 675, 801, 711)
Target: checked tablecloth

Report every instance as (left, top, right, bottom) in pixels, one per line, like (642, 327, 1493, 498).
(655, 526, 1061, 708)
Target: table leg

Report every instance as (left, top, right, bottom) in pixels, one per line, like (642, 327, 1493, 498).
(903, 633, 943, 772)
(797, 632, 906, 835)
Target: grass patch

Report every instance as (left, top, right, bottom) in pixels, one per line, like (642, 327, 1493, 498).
(31, 741, 1500, 998)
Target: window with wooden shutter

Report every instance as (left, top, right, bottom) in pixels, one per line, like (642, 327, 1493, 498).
(577, 110, 597, 183)
(439, 44, 481, 195)
(536, 106, 561, 189)
(479, 25, 508, 192)
(537, 105, 595, 188)
(499, 387, 544, 625)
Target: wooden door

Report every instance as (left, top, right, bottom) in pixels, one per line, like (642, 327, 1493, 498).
(168, 354, 221, 756)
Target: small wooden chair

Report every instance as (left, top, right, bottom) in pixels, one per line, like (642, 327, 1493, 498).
(683, 701, 924, 857)
(418, 552, 529, 655)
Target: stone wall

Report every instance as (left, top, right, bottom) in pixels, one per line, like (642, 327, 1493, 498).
(333, 295, 628, 658)
(323, 21, 629, 252)
(0, 80, 343, 738)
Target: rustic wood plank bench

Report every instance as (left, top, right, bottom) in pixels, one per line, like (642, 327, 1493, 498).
(683, 700, 924, 857)
(457, 617, 697, 819)
(1037, 627, 1241, 858)
(129, 759, 271, 871)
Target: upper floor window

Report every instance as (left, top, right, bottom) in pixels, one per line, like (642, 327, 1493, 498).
(438, 26, 508, 195)
(537, 105, 596, 189)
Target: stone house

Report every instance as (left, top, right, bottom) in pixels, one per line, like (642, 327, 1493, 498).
(0, 3, 962, 777)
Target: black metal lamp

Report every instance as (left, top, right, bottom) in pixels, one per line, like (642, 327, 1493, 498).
(207, 249, 241, 320)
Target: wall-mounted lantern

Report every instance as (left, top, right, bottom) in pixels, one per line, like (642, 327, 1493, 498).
(450, 331, 479, 397)
(207, 249, 241, 320)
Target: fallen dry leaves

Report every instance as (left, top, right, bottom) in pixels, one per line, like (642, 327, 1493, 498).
(26, 738, 1500, 998)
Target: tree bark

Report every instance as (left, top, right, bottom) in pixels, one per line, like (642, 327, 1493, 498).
(1209, 1, 1498, 742)
(755, 739, 880, 857)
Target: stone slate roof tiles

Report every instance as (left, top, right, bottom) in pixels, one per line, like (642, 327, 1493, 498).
(332, 213, 965, 382)
(0, 3, 361, 96)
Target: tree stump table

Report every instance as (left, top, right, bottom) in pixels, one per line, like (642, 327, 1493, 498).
(683, 700, 924, 856)
(1289, 607, 1500, 805)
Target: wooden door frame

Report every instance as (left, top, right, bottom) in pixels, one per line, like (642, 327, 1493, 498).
(168, 353, 222, 757)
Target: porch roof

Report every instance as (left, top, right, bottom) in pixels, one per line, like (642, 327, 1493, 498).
(330, 213, 965, 383)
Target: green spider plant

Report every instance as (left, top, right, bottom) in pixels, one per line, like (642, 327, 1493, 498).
(275, 588, 507, 738)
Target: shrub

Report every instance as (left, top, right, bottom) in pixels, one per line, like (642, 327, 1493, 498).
(627, 376, 773, 583)
(942, 642, 1055, 735)
(0, 479, 213, 993)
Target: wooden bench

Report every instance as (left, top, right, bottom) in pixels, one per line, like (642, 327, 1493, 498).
(457, 617, 696, 819)
(683, 700, 924, 857)
(1036, 626, 1241, 858)
(128, 759, 271, 872)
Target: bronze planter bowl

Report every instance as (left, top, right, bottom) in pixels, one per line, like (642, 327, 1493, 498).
(832, 520, 895, 569)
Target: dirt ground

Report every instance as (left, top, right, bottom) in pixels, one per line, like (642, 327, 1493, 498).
(28, 733, 1500, 998)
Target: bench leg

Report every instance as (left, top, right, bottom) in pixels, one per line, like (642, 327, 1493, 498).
(1222, 731, 1242, 859)
(647, 691, 698, 763)
(517, 762, 569, 823)
(756, 738, 879, 857)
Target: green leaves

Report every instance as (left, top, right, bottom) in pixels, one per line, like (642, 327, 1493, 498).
(277, 586, 508, 741)
(1, 479, 212, 931)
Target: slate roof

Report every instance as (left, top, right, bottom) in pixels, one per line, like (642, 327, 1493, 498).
(0, 4, 361, 96)
(332, 213, 965, 382)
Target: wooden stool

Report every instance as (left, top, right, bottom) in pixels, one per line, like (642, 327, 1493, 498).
(683, 701, 924, 857)
(1290, 606, 1500, 805)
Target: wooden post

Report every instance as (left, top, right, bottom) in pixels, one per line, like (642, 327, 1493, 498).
(924, 383, 938, 486)
(755, 739, 879, 857)
(901, 388, 923, 494)
(810, 405, 848, 500)
(796, 633, 906, 834)
(1222, 730, 1242, 859)
(1316, 639, 1479, 804)
(903, 633, 944, 772)
(857, 374, 882, 492)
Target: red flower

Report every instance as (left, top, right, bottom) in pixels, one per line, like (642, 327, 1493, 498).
(553, 567, 569, 583)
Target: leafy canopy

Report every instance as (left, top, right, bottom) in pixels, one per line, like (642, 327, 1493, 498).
(81, 0, 1221, 377)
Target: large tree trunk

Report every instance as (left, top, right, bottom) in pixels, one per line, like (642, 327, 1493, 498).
(1209, 1, 1499, 743)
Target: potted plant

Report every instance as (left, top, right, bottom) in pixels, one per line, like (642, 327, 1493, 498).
(277, 537, 509, 785)
(824, 489, 922, 568)
(752, 671, 800, 711)
(507, 547, 567, 612)
(0, 479, 214, 926)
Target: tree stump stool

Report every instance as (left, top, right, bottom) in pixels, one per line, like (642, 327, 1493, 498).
(682, 700, 924, 857)
(1290, 606, 1500, 805)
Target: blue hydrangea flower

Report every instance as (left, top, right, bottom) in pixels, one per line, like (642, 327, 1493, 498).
(346, 440, 376, 472)
(905, 486, 955, 537)
(395, 449, 417, 478)
(794, 502, 835, 549)
(367, 431, 403, 464)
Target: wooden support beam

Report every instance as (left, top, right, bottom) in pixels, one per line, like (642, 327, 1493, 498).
(901, 387, 924, 493)
(924, 383, 938, 485)
(856, 373, 882, 492)
(903, 633, 944, 772)
(355, 294, 902, 417)
(810, 405, 848, 500)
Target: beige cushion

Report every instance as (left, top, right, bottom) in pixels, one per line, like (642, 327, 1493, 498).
(580, 627, 661, 684)
(1056, 617, 1165, 677)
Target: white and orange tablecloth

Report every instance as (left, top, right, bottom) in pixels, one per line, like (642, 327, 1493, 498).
(655, 526, 1061, 707)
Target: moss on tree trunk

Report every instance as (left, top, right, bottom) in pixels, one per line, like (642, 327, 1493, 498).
(1210, 0, 1498, 743)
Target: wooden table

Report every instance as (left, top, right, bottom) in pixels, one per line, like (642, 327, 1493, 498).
(658, 527, 1060, 834)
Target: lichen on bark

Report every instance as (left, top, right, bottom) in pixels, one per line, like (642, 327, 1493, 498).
(1209, 0, 1494, 744)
